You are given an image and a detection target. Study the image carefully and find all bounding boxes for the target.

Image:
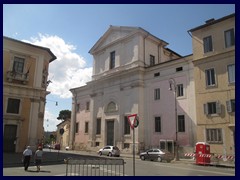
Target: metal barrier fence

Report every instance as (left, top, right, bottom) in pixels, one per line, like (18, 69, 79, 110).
(65, 158, 125, 176)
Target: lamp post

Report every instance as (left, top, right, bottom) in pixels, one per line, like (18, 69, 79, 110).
(169, 78, 179, 161)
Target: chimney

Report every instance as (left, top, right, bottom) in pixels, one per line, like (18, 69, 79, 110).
(205, 18, 215, 24)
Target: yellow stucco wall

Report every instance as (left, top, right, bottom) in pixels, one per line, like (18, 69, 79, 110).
(192, 15, 235, 155)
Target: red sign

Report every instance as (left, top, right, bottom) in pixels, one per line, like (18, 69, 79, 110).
(127, 114, 138, 129)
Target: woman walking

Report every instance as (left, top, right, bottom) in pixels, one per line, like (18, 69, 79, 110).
(34, 146, 43, 172)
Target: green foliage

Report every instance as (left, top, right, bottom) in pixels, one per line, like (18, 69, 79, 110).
(57, 110, 71, 120)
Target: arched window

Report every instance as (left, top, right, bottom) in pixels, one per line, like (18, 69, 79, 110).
(106, 101, 117, 113)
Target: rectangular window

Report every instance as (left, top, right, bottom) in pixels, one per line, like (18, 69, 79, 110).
(124, 143, 130, 149)
(96, 118, 101, 135)
(178, 115, 185, 132)
(124, 116, 130, 135)
(110, 51, 115, 69)
(75, 122, 79, 133)
(207, 102, 216, 114)
(203, 36, 213, 53)
(204, 101, 221, 115)
(205, 68, 216, 86)
(206, 128, 222, 143)
(155, 117, 161, 132)
(176, 67, 183, 72)
(154, 72, 160, 77)
(160, 140, 166, 150)
(85, 122, 89, 133)
(7, 98, 20, 114)
(76, 103, 80, 112)
(225, 28, 235, 48)
(150, 55, 155, 66)
(154, 88, 160, 100)
(226, 99, 235, 113)
(228, 64, 235, 83)
(177, 84, 184, 97)
(13, 57, 25, 73)
(86, 101, 90, 110)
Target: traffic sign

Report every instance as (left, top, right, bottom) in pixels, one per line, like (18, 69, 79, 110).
(134, 116, 139, 128)
(127, 114, 138, 129)
(59, 128, 64, 135)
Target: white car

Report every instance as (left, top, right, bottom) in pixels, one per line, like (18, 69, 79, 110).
(98, 146, 120, 157)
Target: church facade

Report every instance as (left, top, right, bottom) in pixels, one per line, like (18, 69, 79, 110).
(69, 26, 196, 155)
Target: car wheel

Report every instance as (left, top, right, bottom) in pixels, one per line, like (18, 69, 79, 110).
(108, 152, 112, 157)
(99, 152, 102, 156)
(157, 156, 162, 162)
(140, 156, 145, 160)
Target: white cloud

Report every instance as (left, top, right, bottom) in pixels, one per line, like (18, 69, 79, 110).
(23, 34, 92, 98)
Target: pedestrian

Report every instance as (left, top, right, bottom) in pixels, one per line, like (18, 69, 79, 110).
(34, 146, 43, 172)
(22, 146, 32, 171)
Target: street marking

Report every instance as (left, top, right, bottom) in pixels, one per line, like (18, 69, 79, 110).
(154, 163, 235, 176)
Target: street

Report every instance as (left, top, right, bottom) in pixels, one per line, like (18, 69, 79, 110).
(3, 150, 235, 176)
(126, 158, 235, 176)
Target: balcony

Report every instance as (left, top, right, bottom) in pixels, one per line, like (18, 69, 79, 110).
(6, 70, 29, 84)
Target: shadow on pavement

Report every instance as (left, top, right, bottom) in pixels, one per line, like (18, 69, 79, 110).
(27, 170, 51, 173)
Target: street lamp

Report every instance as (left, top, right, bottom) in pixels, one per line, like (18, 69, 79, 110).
(169, 78, 179, 161)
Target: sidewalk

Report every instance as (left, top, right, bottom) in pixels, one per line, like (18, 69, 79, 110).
(3, 149, 235, 168)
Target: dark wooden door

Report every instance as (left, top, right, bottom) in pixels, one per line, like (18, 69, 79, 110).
(4, 125, 17, 152)
(106, 121, 114, 145)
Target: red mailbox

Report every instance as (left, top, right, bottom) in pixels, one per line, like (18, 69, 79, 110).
(195, 142, 211, 165)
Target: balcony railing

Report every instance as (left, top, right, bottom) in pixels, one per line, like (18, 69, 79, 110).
(7, 70, 29, 84)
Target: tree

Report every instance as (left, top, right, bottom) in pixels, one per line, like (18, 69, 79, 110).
(57, 110, 71, 121)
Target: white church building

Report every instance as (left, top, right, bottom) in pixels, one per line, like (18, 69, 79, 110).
(69, 26, 196, 155)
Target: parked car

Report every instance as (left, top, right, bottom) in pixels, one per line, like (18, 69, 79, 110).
(139, 149, 174, 162)
(98, 146, 120, 157)
(43, 144, 51, 149)
(43, 144, 54, 149)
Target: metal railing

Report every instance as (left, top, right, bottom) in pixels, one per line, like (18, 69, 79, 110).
(65, 158, 125, 176)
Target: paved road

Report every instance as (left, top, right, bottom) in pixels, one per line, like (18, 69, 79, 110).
(3, 157, 235, 176)
(3, 149, 235, 176)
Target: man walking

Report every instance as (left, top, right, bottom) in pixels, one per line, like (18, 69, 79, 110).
(22, 146, 32, 171)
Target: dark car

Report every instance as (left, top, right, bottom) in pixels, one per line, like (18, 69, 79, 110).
(98, 146, 120, 157)
(140, 149, 174, 162)
(54, 144, 60, 150)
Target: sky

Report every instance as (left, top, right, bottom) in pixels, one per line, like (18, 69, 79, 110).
(3, 4, 235, 131)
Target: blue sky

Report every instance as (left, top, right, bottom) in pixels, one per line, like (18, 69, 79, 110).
(3, 4, 235, 131)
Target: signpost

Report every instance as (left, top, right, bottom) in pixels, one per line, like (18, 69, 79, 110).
(127, 114, 139, 176)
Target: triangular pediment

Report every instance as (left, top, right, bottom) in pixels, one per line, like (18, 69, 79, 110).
(89, 26, 142, 54)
